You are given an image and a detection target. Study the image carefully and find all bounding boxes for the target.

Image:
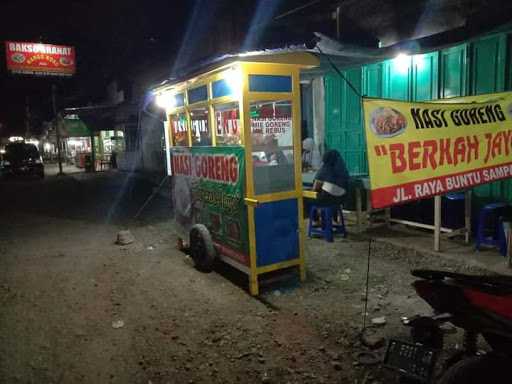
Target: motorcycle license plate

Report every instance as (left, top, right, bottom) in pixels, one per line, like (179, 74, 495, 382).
(384, 339, 437, 383)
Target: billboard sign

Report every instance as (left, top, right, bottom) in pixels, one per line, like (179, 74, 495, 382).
(170, 146, 249, 265)
(363, 92, 512, 209)
(5, 41, 76, 77)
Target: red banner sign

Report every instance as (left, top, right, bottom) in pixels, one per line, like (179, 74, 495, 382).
(5, 41, 76, 77)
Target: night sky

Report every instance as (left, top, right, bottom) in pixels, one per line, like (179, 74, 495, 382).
(0, 0, 195, 136)
(2, 0, 512, 137)
(0, 0, 302, 137)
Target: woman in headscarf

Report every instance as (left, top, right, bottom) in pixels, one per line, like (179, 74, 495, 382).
(312, 149, 349, 206)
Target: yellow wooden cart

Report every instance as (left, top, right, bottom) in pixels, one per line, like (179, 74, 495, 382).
(153, 52, 319, 295)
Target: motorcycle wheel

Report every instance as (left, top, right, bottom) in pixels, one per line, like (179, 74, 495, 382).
(437, 355, 509, 384)
(409, 316, 443, 349)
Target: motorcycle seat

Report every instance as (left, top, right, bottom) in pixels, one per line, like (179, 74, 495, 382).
(412, 269, 512, 294)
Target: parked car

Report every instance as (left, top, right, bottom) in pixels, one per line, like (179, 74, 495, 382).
(0, 142, 44, 179)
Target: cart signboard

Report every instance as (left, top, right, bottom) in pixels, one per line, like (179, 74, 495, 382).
(5, 41, 76, 77)
(170, 146, 249, 265)
(363, 92, 512, 209)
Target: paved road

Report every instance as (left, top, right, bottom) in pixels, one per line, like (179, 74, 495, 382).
(44, 163, 84, 176)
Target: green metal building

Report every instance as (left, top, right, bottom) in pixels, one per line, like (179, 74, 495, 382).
(324, 26, 512, 204)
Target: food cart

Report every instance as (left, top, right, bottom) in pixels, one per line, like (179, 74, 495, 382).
(154, 53, 319, 295)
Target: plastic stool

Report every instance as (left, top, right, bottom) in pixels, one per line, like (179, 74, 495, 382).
(443, 192, 465, 229)
(476, 202, 509, 255)
(308, 205, 347, 242)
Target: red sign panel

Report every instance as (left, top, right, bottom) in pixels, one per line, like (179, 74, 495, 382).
(5, 41, 76, 77)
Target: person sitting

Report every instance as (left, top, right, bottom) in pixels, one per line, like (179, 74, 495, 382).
(252, 154, 267, 166)
(310, 149, 349, 223)
(265, 150, 287, 165)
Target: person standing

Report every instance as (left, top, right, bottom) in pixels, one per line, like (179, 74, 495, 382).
(110, 151, 117, 169)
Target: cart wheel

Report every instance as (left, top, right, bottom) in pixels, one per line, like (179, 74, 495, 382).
(189, 224, 216, 272)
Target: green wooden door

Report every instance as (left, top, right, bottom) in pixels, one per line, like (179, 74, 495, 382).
(440, 44, 468, 98)
(383, 56, 411, 100)
(471, 34, 506, 95)
(325, 68, 366, 175)
(412, 52, 439, 101)
(363, 62, 384, 97)
(470, 34, 509, 201)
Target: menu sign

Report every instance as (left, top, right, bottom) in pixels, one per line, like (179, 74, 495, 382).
(171, 114, 188, 146)
(5, 41, 76, 77)
(191, 118, 208, 134)
(170, 146, 249, 265)
(215, 106, 241, 145)
(216, 110, 240, 136)
(251, 117, 292, 136)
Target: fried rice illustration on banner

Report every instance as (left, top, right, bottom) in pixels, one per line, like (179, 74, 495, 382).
(172, 176, 194, 228)
(370, 107, 407, 138)
(11, 53, 25, 63)
(59, 56, 73, 66)
(226, 220, 241, 240)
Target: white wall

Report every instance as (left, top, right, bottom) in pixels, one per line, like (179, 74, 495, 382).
(312, 76, 325, 167)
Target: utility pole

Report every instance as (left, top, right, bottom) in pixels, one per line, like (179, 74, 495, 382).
(25, 96, 31, 138)
(51, 84, 64, 175)
(336, 4, 341, 40)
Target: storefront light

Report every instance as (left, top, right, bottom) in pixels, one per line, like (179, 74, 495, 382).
(155, 91, 176, 110)
(394, 53, 410, 74)
(44, 143, 52, 152)
(225, 67, 242, 98)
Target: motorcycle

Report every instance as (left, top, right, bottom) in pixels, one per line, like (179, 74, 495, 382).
(384, 269, 512, 383)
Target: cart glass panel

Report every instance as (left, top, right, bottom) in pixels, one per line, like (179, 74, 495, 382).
(250, 99, 295, 195)
(190, 107, 211, 146)
(214, 102, 241, 145)
(171, 113, 189, 146)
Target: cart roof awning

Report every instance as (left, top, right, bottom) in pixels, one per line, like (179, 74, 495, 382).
(151, 50, 320, 93)
(149, 32, 409, 94)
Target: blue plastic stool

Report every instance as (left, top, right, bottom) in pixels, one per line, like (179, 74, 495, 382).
(308, 205, 347, 242)
(475, 202, 509, 256)
(443, 192, 465, 229)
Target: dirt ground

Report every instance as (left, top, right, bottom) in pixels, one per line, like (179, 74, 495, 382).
(0, 170, 491, 384)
